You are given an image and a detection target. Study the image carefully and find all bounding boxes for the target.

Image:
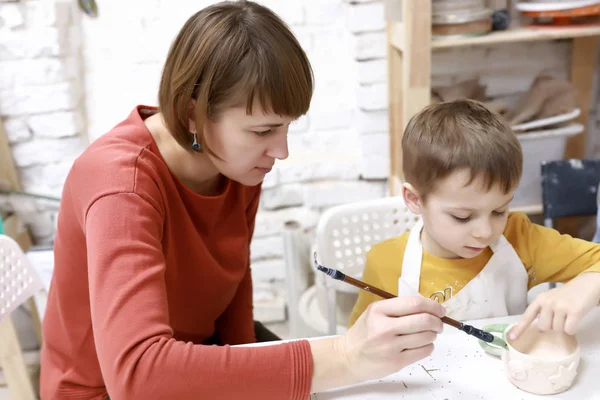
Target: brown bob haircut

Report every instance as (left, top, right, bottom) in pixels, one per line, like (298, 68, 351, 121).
(158, 0, 314, 153)
(402, 99, 523, 198)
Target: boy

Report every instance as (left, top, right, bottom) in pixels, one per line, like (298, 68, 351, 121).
(349, 99, 600, 340)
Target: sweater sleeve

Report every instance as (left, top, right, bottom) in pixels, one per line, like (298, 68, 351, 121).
(216, 186, 262, 345)
(85, 192, 312, 400)
(506, 212, 600, 289)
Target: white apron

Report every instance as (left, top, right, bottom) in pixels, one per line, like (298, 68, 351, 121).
(398, 219, 529, 320)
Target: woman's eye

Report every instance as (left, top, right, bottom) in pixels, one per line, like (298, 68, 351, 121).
(254, 129, 272, 136)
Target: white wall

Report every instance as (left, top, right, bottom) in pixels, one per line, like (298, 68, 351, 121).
(0, 0, 86, 241)
(1, 0, 599, 322)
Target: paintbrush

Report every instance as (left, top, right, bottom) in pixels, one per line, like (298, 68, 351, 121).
(313, 252, 498, 344)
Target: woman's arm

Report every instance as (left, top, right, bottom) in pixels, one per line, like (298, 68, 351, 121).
(215, 185, 262, 345)
(215, 267, 256, 344)
(86, 192, 311, 400)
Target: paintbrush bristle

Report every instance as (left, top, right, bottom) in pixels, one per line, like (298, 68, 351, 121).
(313, 252, 345, 280)
(491, 334, 508, 349)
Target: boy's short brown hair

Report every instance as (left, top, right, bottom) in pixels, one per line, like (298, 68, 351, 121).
(402, 99, 522, 197)
(158, 0, 313, 153)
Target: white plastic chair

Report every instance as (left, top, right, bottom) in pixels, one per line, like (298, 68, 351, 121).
(0, 234, 45, 399)
(314, 196, 420, 335)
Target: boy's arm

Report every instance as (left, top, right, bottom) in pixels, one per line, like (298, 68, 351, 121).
(510, 212, 600, 338)
(348, 250, 391, 328)
(508, 212, 600, 287)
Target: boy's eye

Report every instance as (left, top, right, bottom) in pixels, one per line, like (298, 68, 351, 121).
(254, 129, 272, 136)
(451, 215, 471, 223)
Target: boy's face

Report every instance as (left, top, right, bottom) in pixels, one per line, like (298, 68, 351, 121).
(404, 169, 515, 259)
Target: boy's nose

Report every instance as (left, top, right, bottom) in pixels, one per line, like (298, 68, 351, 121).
(472, 221, 493, 241)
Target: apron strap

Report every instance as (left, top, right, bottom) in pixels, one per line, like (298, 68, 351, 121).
(398, 219, 423, 296)
(489, 234, 509, 253)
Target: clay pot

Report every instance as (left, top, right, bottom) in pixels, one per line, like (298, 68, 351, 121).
(480, 322, 581, 395)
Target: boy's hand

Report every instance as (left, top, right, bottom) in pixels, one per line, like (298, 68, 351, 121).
(510, 272, 600, 340)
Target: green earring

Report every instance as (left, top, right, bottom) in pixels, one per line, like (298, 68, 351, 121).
(191, 132, 202, 151)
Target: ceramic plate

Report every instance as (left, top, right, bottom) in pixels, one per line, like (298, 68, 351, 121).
(511, 108, 581, 131)
(516, 0, 600, 12)
(515, 122, 583, 141)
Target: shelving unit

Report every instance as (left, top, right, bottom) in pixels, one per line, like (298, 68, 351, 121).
(390, 21, 600, 50)
(385, 1, 600, 215)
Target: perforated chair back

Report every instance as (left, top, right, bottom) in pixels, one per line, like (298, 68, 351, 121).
(315, 196, 420, 292)
(0, 235, 44, 322)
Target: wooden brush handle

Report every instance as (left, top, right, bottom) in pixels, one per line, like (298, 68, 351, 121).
(343, 275, 462, 329)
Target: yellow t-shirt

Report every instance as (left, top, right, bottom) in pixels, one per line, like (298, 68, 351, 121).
(348, 212, 600, 327)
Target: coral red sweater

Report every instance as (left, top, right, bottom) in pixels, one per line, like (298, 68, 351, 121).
(40, 106, 312, 400)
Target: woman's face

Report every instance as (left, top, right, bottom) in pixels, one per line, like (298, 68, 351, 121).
(201, 102, 294, 187)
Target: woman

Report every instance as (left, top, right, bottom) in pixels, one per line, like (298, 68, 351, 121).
(40, 1, 445, 399)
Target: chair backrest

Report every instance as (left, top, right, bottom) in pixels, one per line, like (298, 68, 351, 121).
(315, 196, 420, 290)
(0, 235, 44, 322)
(541, 159, 600, 220)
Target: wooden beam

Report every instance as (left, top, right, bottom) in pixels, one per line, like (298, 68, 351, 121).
(3, 214, 32, 251)
(387, 25, 404, 195)
(401, 0, 431, 127)
(565, 36, 599, 159)
(387, 1, 432, 195)
(0, 118, 22, 191)
(1, 113, 35, 253)
(0, 349, 39, 387)
(0, 316, 38, 400)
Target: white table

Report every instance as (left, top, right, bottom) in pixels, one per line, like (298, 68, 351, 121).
(309, 306, 600, 400)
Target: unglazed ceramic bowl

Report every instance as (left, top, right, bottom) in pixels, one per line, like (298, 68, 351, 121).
(479, 322, 580, 395)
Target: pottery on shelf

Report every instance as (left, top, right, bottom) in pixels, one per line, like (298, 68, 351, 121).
(432, 0, 494, 38)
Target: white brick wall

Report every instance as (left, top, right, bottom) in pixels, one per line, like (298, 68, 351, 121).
(2, 0, 600, 323)
(0, 0, 84, 243)
(347, 1, 384, 33)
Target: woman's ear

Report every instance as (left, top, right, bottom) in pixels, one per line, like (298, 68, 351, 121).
(188, 100, 197, 134)
(402, 183, 422, 215)
(188, 119, 196, 134)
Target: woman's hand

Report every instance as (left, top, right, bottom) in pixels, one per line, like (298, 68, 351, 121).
(310, 296, 445, 393)
(511, 272, 600, 340)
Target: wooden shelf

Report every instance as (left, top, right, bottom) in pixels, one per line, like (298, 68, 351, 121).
(390, 22, 600, 52)
(510, 204, 543, 215)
